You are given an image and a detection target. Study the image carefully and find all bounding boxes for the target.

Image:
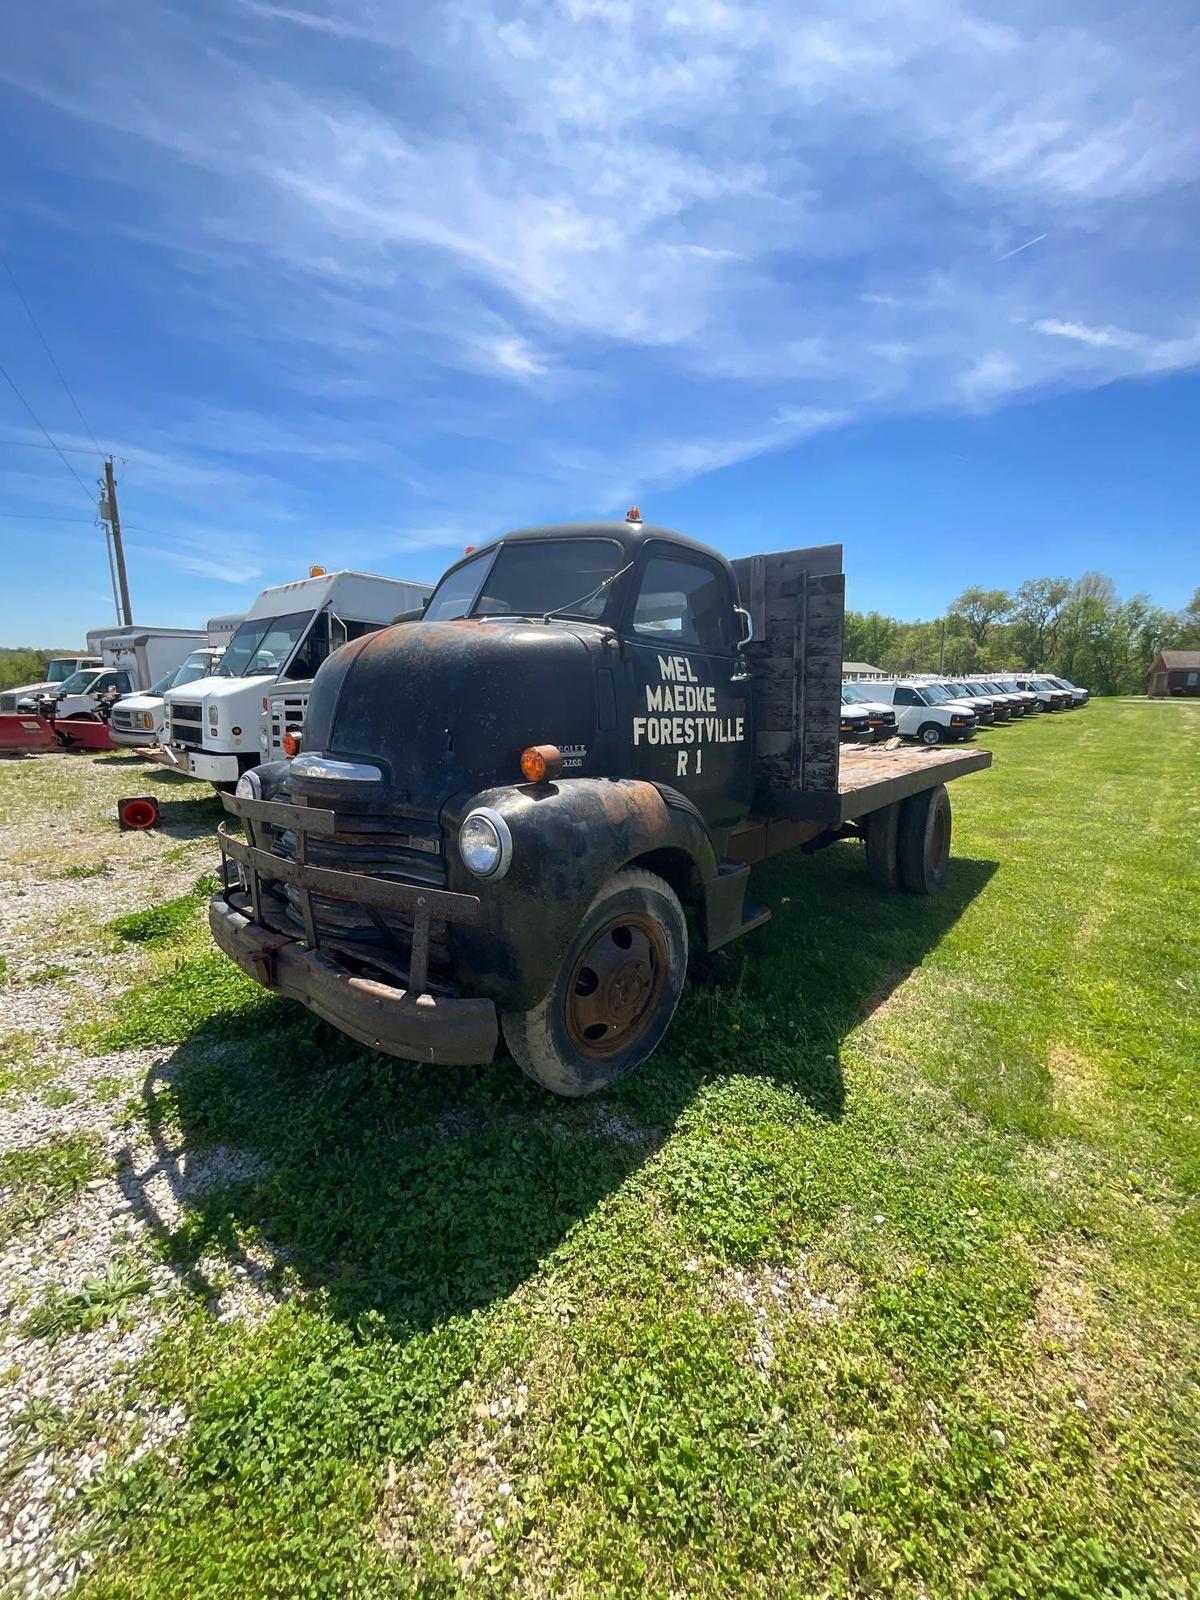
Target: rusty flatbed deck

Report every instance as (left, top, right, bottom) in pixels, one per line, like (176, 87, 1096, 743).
(835, 741, 991, 823)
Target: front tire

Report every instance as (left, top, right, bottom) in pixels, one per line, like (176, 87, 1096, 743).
(501, 867, 688, 1097)
(918, 722, 943, 746)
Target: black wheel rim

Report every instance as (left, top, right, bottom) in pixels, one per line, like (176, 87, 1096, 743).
(564, 913, 670, 1061)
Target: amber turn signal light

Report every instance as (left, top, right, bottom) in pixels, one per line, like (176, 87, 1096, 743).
(282, 728, 303, 758)
(520, 744, 564, 784)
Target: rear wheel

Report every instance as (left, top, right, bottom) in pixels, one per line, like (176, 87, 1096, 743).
(864, 802, 901, 890)
(898, 784, 951, 895)
(918, 722, 943, 746)
(501, 867, 688, 1097)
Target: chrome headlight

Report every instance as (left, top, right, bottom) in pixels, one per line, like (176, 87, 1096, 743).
(235, 768, 262, 800)
(459, 808, 513, 879)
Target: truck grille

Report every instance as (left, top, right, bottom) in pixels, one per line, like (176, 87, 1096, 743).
(110, 707, 137, 732)
(267, 690, 309, 759)
(169, 701, 204, 749)
(268, 810, 451, 986)
(0, 692, 21, 713)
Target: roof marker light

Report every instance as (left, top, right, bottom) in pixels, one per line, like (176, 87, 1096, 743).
(626, 506, 642, 523)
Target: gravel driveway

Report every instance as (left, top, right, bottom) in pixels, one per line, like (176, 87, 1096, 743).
(0, 751, 284, 1596)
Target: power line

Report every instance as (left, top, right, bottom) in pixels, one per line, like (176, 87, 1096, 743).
(0, 435, 117, 459)
(2, 256, 104, 457)
(0, 357, 97, 508)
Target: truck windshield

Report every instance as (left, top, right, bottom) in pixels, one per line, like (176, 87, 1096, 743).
(919, 683, 954, 705)
(46, 660, 77, 683)
(425, 540, 624, 622)
(217, 611, 314, 678)
(841, 684, 871, 704)
(55, 670, 102, 695)
(171, 652, 215, 689)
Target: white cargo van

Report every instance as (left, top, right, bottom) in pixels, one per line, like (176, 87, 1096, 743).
(870, 680, 979, 745)
(162, 570, 432, 787)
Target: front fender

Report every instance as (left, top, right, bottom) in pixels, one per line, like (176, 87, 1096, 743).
(442, 778, 719, 1011)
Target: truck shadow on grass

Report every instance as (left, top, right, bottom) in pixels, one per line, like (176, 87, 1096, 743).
(124, 844, 997, 1338)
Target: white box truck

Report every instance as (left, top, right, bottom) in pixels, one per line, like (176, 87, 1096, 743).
(162, 571, 431, 787)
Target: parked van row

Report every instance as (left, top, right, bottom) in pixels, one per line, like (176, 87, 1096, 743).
(843, 672, 1089, 746)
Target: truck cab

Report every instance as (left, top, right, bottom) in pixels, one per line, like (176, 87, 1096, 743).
(24, 663, 134, 720)
(161, 571, 429, 788)
(0, 656, 102, 714)
(109, 647, 224, 749)
(210, 520, 990, 1096)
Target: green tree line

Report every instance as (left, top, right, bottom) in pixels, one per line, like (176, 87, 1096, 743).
(846, 578, 1200, 696)
(0, 648, 79, 694)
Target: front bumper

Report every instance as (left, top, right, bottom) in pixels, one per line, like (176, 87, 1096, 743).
(210, 790, 497, 1067)
(151, 744, 239, 781)
(210, 896, 497, 1066)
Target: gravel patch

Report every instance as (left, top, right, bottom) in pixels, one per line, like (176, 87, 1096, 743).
(0, 756, 284, 1593)
(711, 1258, 856, 1377)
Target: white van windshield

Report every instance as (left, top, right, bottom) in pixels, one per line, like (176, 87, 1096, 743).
(46, 660, 78, 684)
(920, 683, 954, 705)
(171, 652, 216, 689)
(217, 612, 314, 678)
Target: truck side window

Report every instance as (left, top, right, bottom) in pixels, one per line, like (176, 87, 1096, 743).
(113, 672, 132, 694)
(93, 673, 118, 694)
(283, 614, 330, 681)
(631, 557, 731, 653)
(894, 686, 919, 705)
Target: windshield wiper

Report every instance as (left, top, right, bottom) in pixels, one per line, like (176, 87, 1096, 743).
(542, 561, 634, 625)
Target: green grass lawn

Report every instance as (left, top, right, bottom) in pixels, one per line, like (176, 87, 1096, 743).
(58, 701, 1200, 1596)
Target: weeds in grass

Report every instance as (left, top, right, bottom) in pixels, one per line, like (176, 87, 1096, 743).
(25, 962, 71, 986)
(60, 860, 109, 880)
(22, 1258, 154, 1343)
(107, 874, 217, 945)
(0, 1133, 107, 1243)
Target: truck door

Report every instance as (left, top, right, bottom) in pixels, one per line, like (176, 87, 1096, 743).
(620, 545, 752, 828)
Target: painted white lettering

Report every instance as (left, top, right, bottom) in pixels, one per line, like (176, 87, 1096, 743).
(658, 655, 679, 680)
(676, 749, 689, 776)
(633, 717, 646, 745)
(696, 748, 703, 774)
(645, 684, 665, 712)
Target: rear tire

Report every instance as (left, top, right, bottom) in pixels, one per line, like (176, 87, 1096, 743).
(864, 803, 901, 890)
(898, 785, 951, 895)
(918, 722, 943, 746)
(501, 867, 688, 1097)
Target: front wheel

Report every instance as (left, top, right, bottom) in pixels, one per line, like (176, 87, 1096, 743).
(501, 867, 688, 1097)
(918, 722, 944, 746)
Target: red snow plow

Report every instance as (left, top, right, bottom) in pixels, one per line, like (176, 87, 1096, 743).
(0, 713, 118, 754)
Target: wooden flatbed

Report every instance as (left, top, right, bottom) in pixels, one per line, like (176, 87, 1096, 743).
(835, 741, 991, 823)
(725, 740, 990, 866)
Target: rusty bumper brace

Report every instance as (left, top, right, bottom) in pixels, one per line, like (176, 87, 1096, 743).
(210, 791, 498, 1067)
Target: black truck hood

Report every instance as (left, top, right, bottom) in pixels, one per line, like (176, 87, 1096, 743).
(293, 618, 600, 814)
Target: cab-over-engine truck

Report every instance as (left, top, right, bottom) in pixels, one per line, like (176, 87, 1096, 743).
(210, 519, 991, 1097)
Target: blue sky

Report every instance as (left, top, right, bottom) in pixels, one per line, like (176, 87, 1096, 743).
(1, 0, 1197, 645)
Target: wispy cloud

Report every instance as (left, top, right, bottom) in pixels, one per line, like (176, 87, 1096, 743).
(0, 0, 1197, 567)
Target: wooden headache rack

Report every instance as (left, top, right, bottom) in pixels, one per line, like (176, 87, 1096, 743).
(730, 543, 846, 825)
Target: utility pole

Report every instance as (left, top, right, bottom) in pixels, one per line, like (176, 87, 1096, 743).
(938, 616, 946, 674)
(100, 457, 133, 626)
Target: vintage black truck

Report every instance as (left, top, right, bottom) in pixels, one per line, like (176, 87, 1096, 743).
(210, 516, 990, 1096)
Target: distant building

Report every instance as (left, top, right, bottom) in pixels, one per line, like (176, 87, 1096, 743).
(1147, 649, 1200, 697)
(843, 660, 886, 678)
